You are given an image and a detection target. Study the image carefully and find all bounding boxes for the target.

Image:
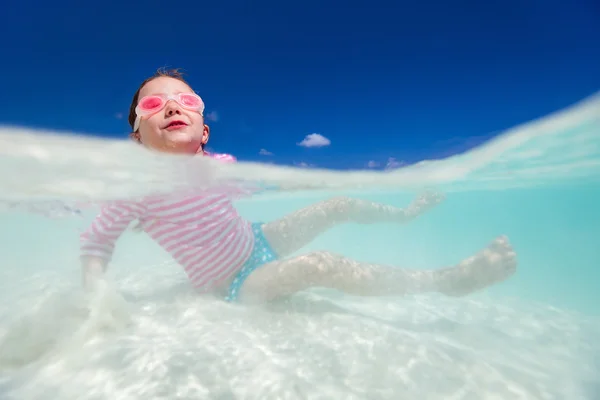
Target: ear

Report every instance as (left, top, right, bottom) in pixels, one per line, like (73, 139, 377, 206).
(202, 124, 210, 146)
(130, 131, 142, 143)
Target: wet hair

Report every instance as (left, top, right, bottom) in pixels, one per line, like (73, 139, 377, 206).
(128, 67, 190, 131)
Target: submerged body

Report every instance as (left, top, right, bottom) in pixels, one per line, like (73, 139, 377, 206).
(81, 68, 518, 303)
(81, 176, 255, 291)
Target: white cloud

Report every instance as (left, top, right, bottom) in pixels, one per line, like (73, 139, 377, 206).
(297, 133, 331, 148)
(367, 160, 379, 168)
(259, 148, 273, 156)
(205, 111, 219, 122)
(385, 157, 405, 170)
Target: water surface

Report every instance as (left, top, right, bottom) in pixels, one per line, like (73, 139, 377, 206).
(0, 93, 598, 399)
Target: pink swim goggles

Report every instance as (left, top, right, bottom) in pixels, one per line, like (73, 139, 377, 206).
(133, 92, 205, 132)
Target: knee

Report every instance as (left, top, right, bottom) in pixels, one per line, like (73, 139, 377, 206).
(302, 251, 338, 274)
(298, 251, 366, 290)
(327, 196, 352, 205)
(323, 196, 356, 214)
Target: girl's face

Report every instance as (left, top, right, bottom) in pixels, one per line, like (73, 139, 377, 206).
(131, 77, 209, 154)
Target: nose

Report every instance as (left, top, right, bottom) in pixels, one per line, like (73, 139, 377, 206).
(164, 100, 182, 116)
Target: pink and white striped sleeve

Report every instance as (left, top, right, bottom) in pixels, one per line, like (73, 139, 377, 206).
(80, 201, 147, 261)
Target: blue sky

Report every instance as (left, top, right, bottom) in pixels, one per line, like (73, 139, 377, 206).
(1, 0, 598, 170)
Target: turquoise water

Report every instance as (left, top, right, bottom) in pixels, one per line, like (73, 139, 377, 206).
(236, 184, 600, 315)
(0, 93, 599, 399)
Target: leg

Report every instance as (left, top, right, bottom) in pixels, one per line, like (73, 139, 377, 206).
(262, 191, 445, 257)
(239, 236, 516, 303)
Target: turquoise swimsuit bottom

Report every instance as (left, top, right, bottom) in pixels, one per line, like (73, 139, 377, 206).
(225, 222, 278, 302)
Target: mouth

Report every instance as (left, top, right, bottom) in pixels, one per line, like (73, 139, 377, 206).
(164, 120, 188, 130)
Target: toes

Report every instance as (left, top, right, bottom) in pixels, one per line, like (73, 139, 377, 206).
(491, 235, 512, 250)
(418, 190, 446, 206)
(506, 252, 518, 269)
(501, 250, 518, 276)
(431, 191, 445, 202)
(489, 236, 517, 269)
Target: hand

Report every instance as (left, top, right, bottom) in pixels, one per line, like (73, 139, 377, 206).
(81, 256, 106, 292)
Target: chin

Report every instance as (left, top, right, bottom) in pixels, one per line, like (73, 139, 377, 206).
(167, 141, 202, 154)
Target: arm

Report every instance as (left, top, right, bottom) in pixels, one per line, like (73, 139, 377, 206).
(80, 201, 146, 289)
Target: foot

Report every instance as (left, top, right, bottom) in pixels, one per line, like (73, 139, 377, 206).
(402, 190, 446, 220)
(437, 235, 517, 296)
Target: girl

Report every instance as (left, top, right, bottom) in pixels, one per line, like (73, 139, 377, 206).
(80, 69, 517, 303)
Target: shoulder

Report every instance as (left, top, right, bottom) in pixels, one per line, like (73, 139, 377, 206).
(205, 152, 237, 163)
